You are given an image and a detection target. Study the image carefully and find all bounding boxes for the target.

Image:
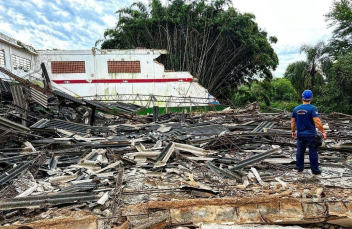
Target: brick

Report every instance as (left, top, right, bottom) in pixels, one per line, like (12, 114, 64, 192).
(51, 61, 85, 74)
(108, 61, 141, 73)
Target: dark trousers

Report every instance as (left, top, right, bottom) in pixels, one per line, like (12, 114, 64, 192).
(296, 135, 320, 172)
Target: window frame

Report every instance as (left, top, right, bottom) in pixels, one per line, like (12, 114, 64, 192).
(12, 54, 31, 71)
(0, 50, 5, 68)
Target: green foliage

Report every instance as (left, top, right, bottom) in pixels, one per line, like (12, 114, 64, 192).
(232, 78, 298, 110)
(99, 0, 278, 99)
(284, 61, 310, 97)
(280, 0, 352, 115)
(283, 41, 352, 114)
(232, 0, 352, 115)
(269, 36, 278, 44)
(232, 84, 256, 107)
(271, 78, 297, 101)
(314, 52, 352, 114)
(251, 80, 273, 106)
(17, 41, 30, 52)
(308, 0, 352, 114)
(300, 42, 328, 89)
(325, 0, 352, 56)
(284, 42, 327, 97)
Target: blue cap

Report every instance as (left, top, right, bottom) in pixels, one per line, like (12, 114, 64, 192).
(302, 90, 313, 100)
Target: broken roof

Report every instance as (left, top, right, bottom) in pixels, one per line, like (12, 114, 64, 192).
(0, 32, 37, 55)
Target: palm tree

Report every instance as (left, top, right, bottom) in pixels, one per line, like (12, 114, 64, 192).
(284, 61, 310, 97)
(299, 41, 329, 89)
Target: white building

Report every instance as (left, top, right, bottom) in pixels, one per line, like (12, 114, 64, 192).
(0, 32, 37, 78)
(0, 32, 216, 107)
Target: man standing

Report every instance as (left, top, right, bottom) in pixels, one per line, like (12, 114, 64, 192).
(291, 90, 327, 174)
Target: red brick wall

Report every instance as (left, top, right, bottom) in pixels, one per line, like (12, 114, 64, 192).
(108, 61, 141, 73)
(51, 61, 86, 74)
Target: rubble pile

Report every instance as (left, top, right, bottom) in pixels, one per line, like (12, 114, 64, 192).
(0, 69, 352, 228)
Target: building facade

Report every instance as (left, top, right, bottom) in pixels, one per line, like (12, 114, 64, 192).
(0, 32, 216, 107)
(0, 33, 37, 78)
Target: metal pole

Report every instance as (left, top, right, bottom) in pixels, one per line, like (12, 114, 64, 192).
(90, 106, 96, 126)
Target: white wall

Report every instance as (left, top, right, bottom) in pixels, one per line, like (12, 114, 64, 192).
(35, 49, 212, 104)
(0, 45, 215, 107)
(36, 49, 168, 81)
(0, 40, 36, 78)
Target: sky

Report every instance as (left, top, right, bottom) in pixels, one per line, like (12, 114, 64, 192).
(0, 0, 334, 77)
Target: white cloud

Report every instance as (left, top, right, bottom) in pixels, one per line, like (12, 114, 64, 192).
(232, 0, 334, 77)
(0, 22, 14, 36)
(30, 0, 45, 8)
(67, 0, 105, 13)
(34, 11, 50, 25)
(0, 0, 335, 78)
(0, 0, 128, 50)
(102, 15, 117, 28)
(273, 52, 306, 77)
(61, 23, 73, 32)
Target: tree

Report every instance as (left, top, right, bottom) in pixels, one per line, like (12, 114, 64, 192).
(232, 84, 256, 107)
(314, 52, 352, 114)
(299, 41, 328, 89)
(271, 78, 297, 102)
(325, 0, 352, 56)
(284, 42, 327, 96)
(316, 0, 352, 114)
(231, 80, 273, 107)
(284, 61, 310, 97)
(269, 36, 278, 44)
(250, 80, 273, 106)
(232, 78, 298, 110)
(99, 0, 278, 99)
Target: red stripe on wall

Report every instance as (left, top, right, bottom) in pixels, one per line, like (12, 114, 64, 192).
(52, 78, 193, 84)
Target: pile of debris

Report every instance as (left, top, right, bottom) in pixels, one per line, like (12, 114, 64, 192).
(0, 67, 352, 229)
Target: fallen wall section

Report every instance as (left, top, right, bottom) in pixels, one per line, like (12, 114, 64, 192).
(122, 197, 352, 227)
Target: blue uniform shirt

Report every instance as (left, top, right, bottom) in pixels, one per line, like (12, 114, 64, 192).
(291, 104, 319, 136)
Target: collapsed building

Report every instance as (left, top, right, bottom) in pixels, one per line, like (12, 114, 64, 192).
(0, 32, 216, 108)
(0, 32, 351, 229)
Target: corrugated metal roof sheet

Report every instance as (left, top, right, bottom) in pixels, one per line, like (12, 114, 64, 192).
(0, 67, 53, 95)
(30, 118, 50, 129)
(10, 85, 27, 109)
(186, 124, 228, 136)
(53, 90, 84, 105)
(83, 99, 109, 110)
(47, 119, 109, 134)
(30, 88, 52, 108)
(110, 101, 140, 113)
(252, 121, 275, 133)
(0, 116, 30, 132)
(0, 79, 10, 92)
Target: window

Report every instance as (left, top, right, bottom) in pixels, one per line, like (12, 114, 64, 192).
(12, 54, 31, 71)
(108, 61, 141, 73)
(0, 50, 5, 68)
(51, 61, 86, 74)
